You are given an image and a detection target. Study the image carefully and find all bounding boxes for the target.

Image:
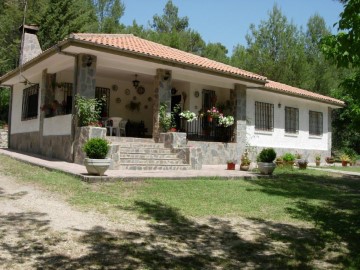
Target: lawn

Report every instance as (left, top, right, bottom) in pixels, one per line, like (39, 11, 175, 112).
(0, 154, 359, 269)
(319, 165, 360, 173)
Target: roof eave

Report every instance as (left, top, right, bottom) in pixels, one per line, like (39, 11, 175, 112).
(259, 86, 345, 108)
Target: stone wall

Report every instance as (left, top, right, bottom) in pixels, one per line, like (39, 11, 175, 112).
(0, 129, 8, 148)
(188, 141, 238, 165)
(41, 135, 72, 162)
(10, 132, 41, 154)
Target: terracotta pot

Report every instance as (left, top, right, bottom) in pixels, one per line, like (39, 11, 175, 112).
(342, 160, 348, 167)
(316, 161, 320, 167)
(207, 116, 213, 122)
(227, 163, 235, 170)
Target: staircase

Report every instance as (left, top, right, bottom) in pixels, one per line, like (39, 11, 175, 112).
(107, 137, 192, 170)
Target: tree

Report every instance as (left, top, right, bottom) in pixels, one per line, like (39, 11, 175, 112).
(38, 0, 98, 49)
(231, 5, 308, 87)
(93, 0, 125, 33)
(203, 42, 229, 64)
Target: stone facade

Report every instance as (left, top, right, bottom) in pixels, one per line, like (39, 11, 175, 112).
(10, 132, 41, 154)
(19, 26, 42, 65)
(76, 54, 97, 98)
(41, 135, 72, 161)
(0, 129, 8, 148)
(234, 84, 247, 158)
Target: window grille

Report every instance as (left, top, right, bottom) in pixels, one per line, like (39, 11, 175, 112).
(285, 107, 299, 133)
(22, 84, 39, 120)
(95, 87, 110, 118)
(255, 101, 274, 131)
(309, 111, 323, 136)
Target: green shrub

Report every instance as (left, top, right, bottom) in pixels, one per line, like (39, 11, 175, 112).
(257, 148, 276, 163)
(83, 138, 109, 159)
(282, 153, 295, 162)
(75, 95, 103, 126)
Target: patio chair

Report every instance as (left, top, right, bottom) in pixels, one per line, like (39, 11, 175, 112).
(107, 117, 122, 136)
(119, 119, 128, 137)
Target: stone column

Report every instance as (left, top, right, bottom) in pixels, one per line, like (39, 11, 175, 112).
(234, 84, 247, 156)
(76, 54, 97, 98)
(152, 69, 172, 142)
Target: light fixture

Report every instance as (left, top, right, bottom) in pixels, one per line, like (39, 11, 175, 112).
(278, 103, 281, 108)
(132, 74, 140, 89)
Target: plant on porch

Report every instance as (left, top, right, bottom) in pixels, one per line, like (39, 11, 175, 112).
(179, 110, 197, 122)
(75, 94, 103, 126)
(218, 115, 234, 127)
(159, 102, 175, 132)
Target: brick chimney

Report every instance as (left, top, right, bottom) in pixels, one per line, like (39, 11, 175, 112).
(19, 24, 43, 65)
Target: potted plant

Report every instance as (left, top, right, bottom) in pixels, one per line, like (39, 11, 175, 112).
(240, 151, 251, 171)
(298, 159, 308, 169)
(227, 159, 236, 170)
(282, 153, 295, 168)
(315, 154, 321, 167)
(206, 106, 220, 122)
(325, 156, 335, 164)
(257, 148, 276, 175)
(340, 153, 350, 167)
(83, 137, 111, 176)
(75, 94, 103, 126)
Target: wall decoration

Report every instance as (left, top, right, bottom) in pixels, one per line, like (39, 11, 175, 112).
(112, 85, 118, 92)
(137, 86, 145, 95)
(116, 97, 121, 103)
(125, 88, 130, 95)
(133, 96, 137, 101)
(194, 91, 199, 98)
(126, 101, 141, 112)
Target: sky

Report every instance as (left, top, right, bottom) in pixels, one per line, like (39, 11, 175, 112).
(121, 0, 344, 54)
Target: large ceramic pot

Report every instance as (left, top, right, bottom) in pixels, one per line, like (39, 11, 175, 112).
(84, 158, 111, 176)
(227, 162, 235, 170)
(258, 162, 276, 175)
(240, 165, 250, 171)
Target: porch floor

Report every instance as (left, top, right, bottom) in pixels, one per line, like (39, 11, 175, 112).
(0, 148, 258, 182)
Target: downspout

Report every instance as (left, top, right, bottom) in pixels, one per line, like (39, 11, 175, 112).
(55, 45, 78, 162)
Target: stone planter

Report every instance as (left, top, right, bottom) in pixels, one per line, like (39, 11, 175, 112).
(240, 165, 250, 171)
(84, 158, 111, 176)
(258, 162, 276, 175)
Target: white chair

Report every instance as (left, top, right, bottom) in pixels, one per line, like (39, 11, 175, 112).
(107, 117, 122, 136)
(119, 119, 128, 137)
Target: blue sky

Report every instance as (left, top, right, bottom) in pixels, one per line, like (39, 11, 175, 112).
(121, 0, 344, 54)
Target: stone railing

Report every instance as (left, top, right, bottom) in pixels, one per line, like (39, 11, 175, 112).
(159, 132, 202, 169)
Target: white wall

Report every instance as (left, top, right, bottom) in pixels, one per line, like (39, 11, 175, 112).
(247, 89, 330, 150)
(11, 75, 41, 134)
(43, 114, 72, 136)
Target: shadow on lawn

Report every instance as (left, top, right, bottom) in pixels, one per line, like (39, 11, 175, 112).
(245, 172, 360, 269)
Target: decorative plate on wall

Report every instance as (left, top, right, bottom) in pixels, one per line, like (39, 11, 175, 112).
(116, 97, 121, 103)
(194, 91, 199, 98)
(137, 86, 145, 95)
(112, 85, 118, 92)
(125, 88, 130, 95)
(148, 97, 152, 102)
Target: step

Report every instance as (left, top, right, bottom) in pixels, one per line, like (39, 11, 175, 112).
(116, 164, 192, 170)
(119, 148, 173, 154)
(119, 158, 185, 165)
(107, 137, 154, 143)
(120, 153, 178, 159)
(115, 143, 166, 149)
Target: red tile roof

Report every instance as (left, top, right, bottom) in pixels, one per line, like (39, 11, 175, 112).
(265, 80, 344, 106)
(70, 33, 267, 82)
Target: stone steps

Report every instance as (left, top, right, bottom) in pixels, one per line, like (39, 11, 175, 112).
(110, 138, 191, 170)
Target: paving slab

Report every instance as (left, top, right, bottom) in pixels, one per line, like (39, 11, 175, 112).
(0, 149, 260, 182)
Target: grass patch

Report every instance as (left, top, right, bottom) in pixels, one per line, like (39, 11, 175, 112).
(319, 165, 360, 173)
(1, 154, 360, 268)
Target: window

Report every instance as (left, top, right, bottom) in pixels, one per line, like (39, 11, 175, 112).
(255, 101, 274, 131)
(285, 107, 299, 133)
(95, 87, 110, 118)
(22, 84, 39, 120)
(309, 111, 323, 136)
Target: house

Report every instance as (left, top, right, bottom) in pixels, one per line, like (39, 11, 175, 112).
(0, 25, 344, 169)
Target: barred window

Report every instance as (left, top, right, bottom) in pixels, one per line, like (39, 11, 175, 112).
(309, 111, 323, 136)
(22, 84, 39, 120)
(255, 101, 274, 131)
(285, 107, 299, 133)
(95, 87, 110, 118)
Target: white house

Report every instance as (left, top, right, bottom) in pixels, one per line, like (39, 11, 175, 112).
(0, 25, 344, 169)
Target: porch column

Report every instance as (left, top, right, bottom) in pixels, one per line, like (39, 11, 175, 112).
(234, 84, 247, 156)
(152, 69, 172, 142)
(75, 54, 97, 98)
(327, 107, 332, 156)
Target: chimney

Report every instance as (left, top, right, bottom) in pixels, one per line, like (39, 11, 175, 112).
(19, 24, 43, 65)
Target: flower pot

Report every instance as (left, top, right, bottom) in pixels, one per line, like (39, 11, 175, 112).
(207, 116, 213, 122)
(258, 162, 276, 175)
(227, 163, 235, 170)
(316, 161, 320, 167)
(342, 160, 348, 167)
(84, 158, 111, 176)
(240, 165, 250, 171)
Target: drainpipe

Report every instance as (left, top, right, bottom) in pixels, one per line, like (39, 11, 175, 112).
(55, 45, 78, 162)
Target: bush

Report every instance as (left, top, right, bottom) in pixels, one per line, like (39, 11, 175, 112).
(282, 153, 295, 162)
(257, 148, 276, 163)
(83, 138, 109, 159)
(75, 95, 103, 126)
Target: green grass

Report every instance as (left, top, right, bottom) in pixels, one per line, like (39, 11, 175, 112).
(1, 154, 360, 269)
(319, 165, 360, 173)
